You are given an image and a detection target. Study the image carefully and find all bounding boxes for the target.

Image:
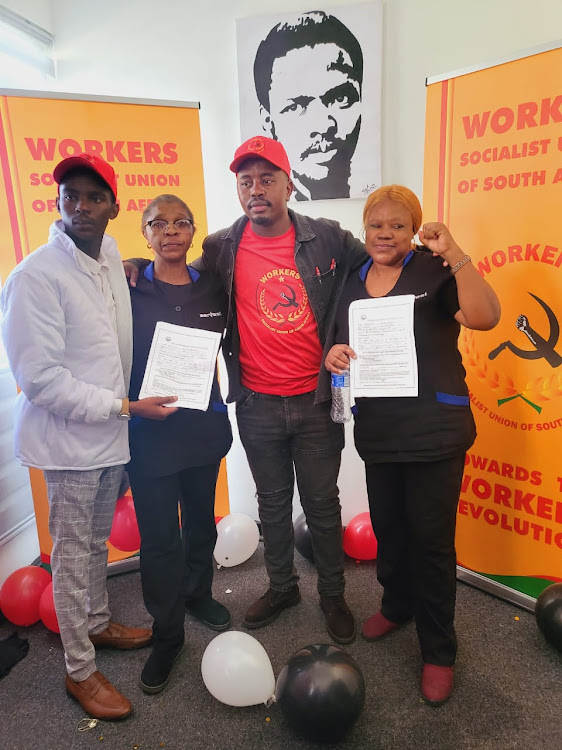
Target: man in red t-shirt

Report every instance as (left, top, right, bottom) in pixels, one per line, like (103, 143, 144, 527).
(125, 137, 365, 643)
(200, 137, 366, 644)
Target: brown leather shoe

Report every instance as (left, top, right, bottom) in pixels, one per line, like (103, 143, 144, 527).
(243, 586, 301, 629)
(65, 671, 132, 720)
(90, 621, 152, 650)
(320, 593, 356, 644)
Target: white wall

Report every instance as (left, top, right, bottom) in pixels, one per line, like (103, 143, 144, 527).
(1, 0, 54, 32)
(5, 0, 562, 523)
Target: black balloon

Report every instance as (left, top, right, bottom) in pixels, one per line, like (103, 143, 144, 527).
(535, 582, 562, 652)
(275, 644, 365, 743)
(294, 513, 314, 563)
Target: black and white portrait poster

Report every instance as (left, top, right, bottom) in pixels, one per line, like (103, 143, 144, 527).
(236, 3, 382, 202)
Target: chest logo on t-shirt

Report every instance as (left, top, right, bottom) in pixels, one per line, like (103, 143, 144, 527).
(257, 268, 311, 333)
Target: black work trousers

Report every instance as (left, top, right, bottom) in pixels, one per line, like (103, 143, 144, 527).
(128, 463, 220, 649)
(365, 454, 465, 666)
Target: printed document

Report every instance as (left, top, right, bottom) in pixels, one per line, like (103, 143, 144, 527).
(139, 322, 221, 410)
(349, 295, 418, 398)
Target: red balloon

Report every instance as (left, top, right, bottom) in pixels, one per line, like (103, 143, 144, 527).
(343, 512, 378, 561)
(0, 566, 51, 626)
(108, 494, 141, 552)
(39, 581, 60, 633)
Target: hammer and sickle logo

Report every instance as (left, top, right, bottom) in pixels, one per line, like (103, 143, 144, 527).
(272, 284, 299, 311)
(488, 292, 562, 369)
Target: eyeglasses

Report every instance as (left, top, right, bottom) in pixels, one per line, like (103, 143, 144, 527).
(144, 219, 193, 232)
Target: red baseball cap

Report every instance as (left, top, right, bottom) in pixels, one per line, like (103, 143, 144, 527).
(53, 152, 118, 201)
(230, 136, 291, 178)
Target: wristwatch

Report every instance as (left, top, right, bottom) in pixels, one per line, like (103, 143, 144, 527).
(117, 397, 131, 421)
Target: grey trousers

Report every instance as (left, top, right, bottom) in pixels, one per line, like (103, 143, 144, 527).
(44, 465, 123, 681)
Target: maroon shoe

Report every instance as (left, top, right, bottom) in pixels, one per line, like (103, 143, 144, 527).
(361, 611, 400, 641)
(421, 664, 454, 706)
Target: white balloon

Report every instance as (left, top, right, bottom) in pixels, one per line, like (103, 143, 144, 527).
(214, 513, 259, 567)
(201, 631, 275, 707)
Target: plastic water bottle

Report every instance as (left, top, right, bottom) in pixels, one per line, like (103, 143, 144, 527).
(330, 370, 352, 423)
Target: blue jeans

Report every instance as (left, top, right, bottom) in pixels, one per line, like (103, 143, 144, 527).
(236, 390, 345, 595)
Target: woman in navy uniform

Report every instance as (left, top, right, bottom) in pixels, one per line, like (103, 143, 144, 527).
(325, 185, 500, 706)
(127, 194, 232, 694)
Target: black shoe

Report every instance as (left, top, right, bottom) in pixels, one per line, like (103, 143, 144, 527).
(243, 586, 301, 629)
(320, 593, 356, 644)
(140, 642, 184, 694)
(186, 598, 231, 632)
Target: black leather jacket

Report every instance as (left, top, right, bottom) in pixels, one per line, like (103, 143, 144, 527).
(197, 209, 367, 404)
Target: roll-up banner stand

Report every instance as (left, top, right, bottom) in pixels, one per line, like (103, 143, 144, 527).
(0, 90, 229, 573)
(423, 42, 562, 611)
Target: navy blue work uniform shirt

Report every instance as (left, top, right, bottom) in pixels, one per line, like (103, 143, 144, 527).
(334, 250, 476, 464)
(128, 263, 232, 477)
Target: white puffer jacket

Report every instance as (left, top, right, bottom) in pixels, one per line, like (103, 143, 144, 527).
(1, 221, 132, 470)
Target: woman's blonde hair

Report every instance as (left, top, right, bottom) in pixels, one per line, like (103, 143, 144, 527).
(363, 185, 422, 235)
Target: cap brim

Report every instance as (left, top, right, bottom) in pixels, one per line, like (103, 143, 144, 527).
(230, 154, 257, 174)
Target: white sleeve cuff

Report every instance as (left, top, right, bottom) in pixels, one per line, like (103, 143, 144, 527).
(110, 398, 123, 416)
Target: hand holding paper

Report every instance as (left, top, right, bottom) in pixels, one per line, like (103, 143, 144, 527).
(139, 322, 222, 411)
(349, 295, 418, 398)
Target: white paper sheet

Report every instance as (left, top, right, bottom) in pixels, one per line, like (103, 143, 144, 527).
(138, 322, 221, 411)
(349, 295, 418, 398)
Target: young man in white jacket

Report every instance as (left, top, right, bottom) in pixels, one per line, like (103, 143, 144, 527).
(1, 153, 176, 720)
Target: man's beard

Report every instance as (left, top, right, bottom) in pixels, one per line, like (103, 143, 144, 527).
(293, 117, 361, 200)
(251, 215, 273, 225)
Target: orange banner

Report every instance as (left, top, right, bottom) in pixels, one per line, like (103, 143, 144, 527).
(0, 91, 229, 564)
(423, 46, 562, 594)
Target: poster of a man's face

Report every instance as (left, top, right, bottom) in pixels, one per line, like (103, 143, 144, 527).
(237, 4, 382, 201)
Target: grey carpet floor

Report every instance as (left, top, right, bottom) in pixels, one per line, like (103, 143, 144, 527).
(1, 544, 561, 750)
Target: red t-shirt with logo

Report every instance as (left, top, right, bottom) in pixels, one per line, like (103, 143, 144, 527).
(234, 223, 323, 395)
